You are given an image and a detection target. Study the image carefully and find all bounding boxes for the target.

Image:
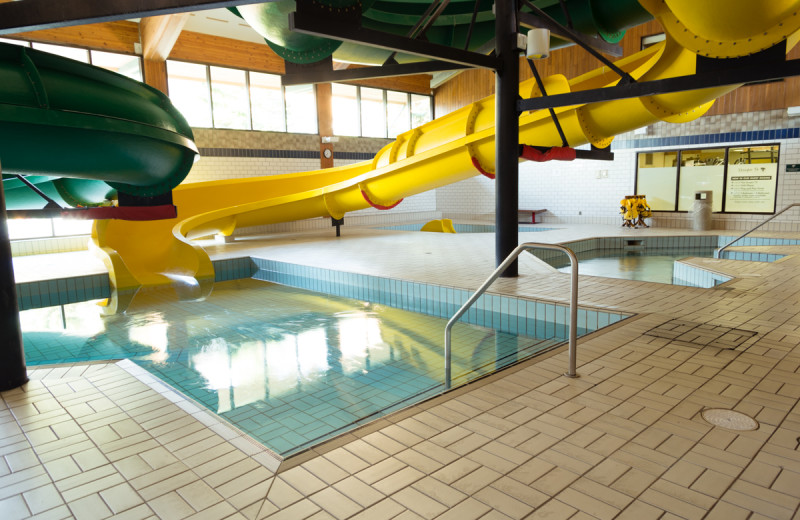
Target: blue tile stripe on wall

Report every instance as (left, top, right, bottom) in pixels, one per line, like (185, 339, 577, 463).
(612, 127, 800, 150)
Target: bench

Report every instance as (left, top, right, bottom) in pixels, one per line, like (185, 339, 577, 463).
(518, 209, 547, 224)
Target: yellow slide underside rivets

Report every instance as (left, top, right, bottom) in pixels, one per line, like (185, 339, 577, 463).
(641, 0, 800, 57)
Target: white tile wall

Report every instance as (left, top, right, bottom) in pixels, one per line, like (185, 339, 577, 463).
(11, 235, 91, 256)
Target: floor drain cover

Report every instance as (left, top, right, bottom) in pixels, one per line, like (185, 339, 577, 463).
(701, 408, 759, 431)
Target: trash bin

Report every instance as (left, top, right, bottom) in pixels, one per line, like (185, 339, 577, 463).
(692, 191, 712, 231)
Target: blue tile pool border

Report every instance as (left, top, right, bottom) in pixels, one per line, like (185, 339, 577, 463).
(16, 256, 630, 342)
(251, 257, 629, 340)
(528, 234, 794, 288)
(16, 232, 796, 310)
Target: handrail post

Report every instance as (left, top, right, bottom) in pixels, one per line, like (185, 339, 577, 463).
(716, 203, 799, 258)
(445, 242, 579, 390)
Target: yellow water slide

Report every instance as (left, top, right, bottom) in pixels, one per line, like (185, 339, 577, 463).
(92, 0, 800, 308)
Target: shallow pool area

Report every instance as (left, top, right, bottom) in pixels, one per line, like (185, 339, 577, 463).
(555, 247, 718, 286)
(532, 235, 792, 287)
(20, 278, 580, 456)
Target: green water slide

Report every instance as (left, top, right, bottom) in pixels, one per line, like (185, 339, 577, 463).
(0, 43, 197, 210)
(232, 0, 652, 65)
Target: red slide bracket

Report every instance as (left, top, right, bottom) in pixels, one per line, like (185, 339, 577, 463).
(471, 157, 496, 179)
(360, 189, 403, 210)
(520, 145, 577, 162)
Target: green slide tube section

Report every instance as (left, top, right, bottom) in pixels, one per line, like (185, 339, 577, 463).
(233, 0, 653, 65)
(0, 42, 198, 207)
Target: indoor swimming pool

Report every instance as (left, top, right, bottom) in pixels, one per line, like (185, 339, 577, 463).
(20, 278, 572, 456)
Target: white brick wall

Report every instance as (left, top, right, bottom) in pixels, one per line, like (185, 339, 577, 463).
(180, 111, 800, 233)
(486, 109, 800, 231)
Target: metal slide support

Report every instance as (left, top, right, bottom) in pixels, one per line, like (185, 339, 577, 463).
(444, 242, 579, 390)
(0, 161, 29, 391)
(716, 202, 800, 258)
(495, 0, 520, 278)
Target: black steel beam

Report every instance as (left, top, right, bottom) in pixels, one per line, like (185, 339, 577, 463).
(495, 0, 520, 277)
(0, 162, 28, 391)
(575, 147, 614, 161)
(0, 0, 269, 35)
(282, 60, 471, 86)
(289, 10, 501, 70)
(518, 58, 800, 112)
(518, 10, 622, 57)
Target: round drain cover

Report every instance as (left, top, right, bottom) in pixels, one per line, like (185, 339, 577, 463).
(701, 408, 759, 431)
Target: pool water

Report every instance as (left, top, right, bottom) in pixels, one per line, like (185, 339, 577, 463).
(20, 278, 562, 456)
(553, 247, 718, 286)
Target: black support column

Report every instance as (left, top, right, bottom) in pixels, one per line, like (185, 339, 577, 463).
(0, 161, 28, 391)
(495, 0, 520, 277)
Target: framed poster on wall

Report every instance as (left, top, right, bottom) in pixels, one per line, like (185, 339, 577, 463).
(724, 146, 779, 213)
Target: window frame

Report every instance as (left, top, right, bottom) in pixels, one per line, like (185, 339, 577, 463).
(635, 143, 781, 215)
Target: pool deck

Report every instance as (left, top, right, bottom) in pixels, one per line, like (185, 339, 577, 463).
(3, 223, 800, 519)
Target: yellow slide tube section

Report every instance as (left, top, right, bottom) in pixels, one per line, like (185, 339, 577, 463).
(92, 0, 800, 310)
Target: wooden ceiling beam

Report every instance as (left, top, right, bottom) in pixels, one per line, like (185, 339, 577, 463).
(140, 13, 189, 61)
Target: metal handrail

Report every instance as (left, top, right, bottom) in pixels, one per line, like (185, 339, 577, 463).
(444, 242, 579, 390)
(715, 203, 800, 258)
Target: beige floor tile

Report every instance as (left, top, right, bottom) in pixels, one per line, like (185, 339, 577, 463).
(69, 493, 114, 520)
(99, 482, 144, 514)
(392, 487, 448, 519)
(147, 491, 196, 520)
(23, 482, 66, 514)
(309, 487, 363, 520)
(0, 494, 32, 520)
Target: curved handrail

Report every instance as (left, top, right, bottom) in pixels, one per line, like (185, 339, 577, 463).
(715, 203, 800, 258)
(444, 242, 579, 390)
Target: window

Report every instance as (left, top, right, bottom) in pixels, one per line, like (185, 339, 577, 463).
(285, 84, 318, 134)
(166, 60, 212, 128)
(330, 84, 431, 139)
(636, 151, 678, 211)
(387, 90, 411, 137)
(635, 144, 779, 214)
(678, 149, 725, 212)
(0, 38, 30, 47)
(32, 42, 89, 62)
(360, 87, 386, 138)
(332, 84, 360, 136)
(250, 72, 286, 132)
(411, 94, 433, 128)
(7, 218, 92, 240)
(210, 66, 250, 130)
(3, 40, 143, 81)
(90, 50, 142, 81)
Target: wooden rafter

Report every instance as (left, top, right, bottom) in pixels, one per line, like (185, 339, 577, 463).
(140, 13, 189, 61)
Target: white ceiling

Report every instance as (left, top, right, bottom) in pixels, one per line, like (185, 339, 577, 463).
(181, 8, 266, 45)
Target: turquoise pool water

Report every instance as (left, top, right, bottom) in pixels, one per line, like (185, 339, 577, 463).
(533, 235, 790, 288)
(20, 279, 564, 456)
(554, 247, 718, 286)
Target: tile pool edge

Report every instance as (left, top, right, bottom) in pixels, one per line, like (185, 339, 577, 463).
(251, 257, 630, 340)
(527, 234, 798, 288)
(116, 359, 284, 471)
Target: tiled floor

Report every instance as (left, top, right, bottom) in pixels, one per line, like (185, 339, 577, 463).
(4, 222, 800, 519)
